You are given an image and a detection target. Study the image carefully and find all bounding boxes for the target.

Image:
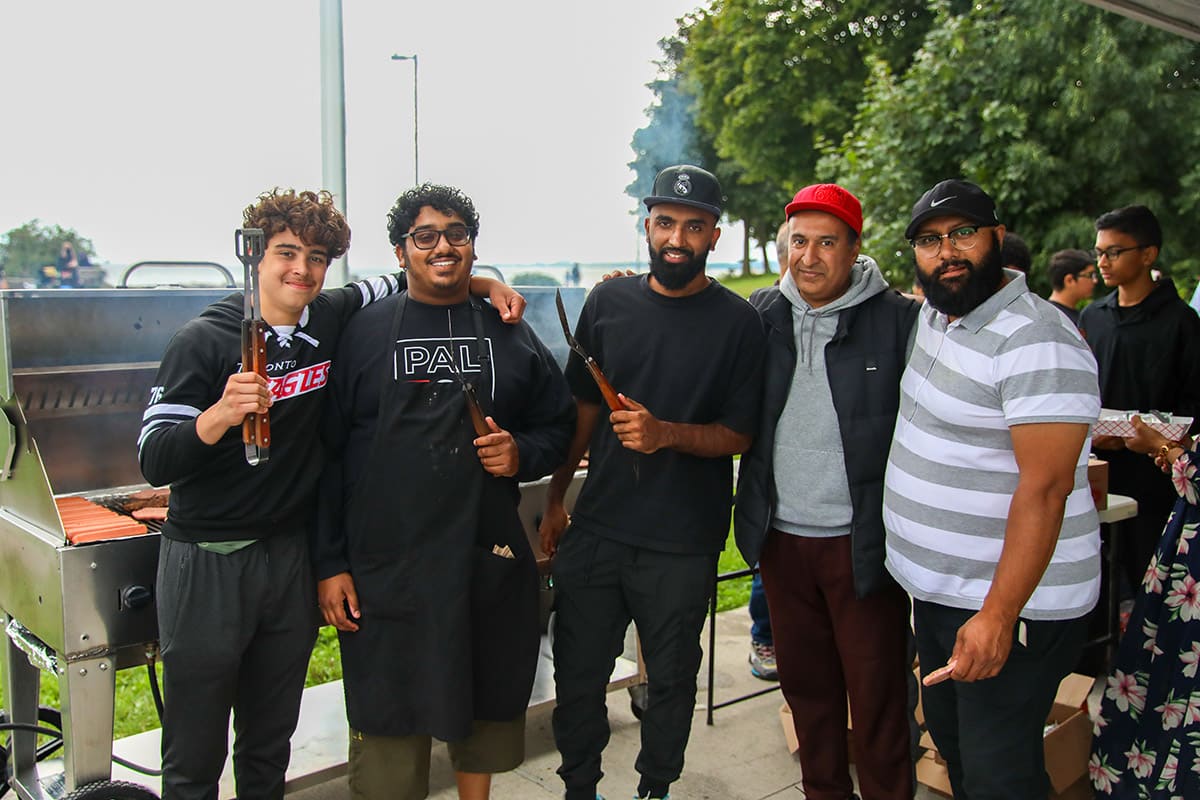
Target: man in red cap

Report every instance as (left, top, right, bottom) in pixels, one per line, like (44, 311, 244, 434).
(735, 183, 918, 800)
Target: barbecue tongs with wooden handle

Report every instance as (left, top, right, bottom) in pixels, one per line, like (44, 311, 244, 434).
(236, 228, 270, 466)
(555, 290, 623, 411)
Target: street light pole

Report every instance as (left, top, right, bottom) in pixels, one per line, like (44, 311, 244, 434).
(390, 53, 419, 185)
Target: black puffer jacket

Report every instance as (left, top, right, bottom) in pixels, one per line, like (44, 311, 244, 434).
(734, 285, 918, 598)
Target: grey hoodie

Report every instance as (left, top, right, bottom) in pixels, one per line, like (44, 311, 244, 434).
(772, 256, 889, 537)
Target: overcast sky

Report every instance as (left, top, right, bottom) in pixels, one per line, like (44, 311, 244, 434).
(0, 0, 753, 278)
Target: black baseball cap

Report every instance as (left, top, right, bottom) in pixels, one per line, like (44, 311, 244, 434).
(643, 165, 723, 219)
(905, 179, 1001, 240)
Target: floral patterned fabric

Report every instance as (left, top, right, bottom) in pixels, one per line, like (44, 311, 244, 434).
(1092, 451, 1200, 797)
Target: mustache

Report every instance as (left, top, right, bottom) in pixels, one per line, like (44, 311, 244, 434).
(933, 259, 973, 279)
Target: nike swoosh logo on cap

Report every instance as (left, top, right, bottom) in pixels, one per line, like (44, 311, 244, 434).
(929, 196, 956, 207)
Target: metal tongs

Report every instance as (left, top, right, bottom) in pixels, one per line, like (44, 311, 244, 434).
(236, 228, 270, 465)
(447, 309, 491, 437)
(555, 290, 623, 411)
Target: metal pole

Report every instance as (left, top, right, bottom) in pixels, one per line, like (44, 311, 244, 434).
(391, 54, 420, 185)
(412, 55, 419, 185)
(319, 0, 349, 284)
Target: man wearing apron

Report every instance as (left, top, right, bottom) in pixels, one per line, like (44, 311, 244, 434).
(314, 183, 575, 800)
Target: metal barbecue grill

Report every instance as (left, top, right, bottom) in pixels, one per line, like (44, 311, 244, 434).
(0, 283, 586, 799)
(0, 287, 230, 799)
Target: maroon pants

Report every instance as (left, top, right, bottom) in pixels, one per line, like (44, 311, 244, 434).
(760, 530, 913, 800)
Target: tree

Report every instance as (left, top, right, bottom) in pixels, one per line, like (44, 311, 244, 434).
(680, 1, 933, 190)
(0, 221, 96, 279)
(628, 31, 785, 275)
(821, 0, 1200, 288)
(628, 32, 768, 275)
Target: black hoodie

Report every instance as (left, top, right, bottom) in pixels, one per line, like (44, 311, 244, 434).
(138, 276, 402, 542)
(1080, 277, 1200, 536)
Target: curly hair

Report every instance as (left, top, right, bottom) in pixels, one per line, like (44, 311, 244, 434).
(386, 183, 480, 247)
(243, 188, 351, 260)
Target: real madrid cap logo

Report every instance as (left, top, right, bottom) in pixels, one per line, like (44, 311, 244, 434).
(644, 164, 723, 219)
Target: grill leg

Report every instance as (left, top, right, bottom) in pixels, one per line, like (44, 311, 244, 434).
(3, 612, 43, 792)
(59, 653, 118, 791)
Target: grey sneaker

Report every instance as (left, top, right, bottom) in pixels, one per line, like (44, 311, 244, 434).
(749, 640, 779, 681)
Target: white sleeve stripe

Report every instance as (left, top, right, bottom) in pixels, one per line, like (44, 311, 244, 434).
(354, 275, 400, 306)
(142, 403, 201, 422)
(137, 420, 177, 451)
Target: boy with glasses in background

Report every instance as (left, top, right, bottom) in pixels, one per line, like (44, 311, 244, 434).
(1045, 249, 1098, 326)
(1079, 205, 1200, 588)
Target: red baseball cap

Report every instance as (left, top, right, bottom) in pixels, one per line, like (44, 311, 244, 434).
(784, 184, 863, 237)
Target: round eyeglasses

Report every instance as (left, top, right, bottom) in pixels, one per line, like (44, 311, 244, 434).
(910, 226, 988, 256)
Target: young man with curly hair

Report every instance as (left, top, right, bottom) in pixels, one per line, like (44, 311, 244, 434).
(314, 183, 574, 800)
(139, 188, 524, 800)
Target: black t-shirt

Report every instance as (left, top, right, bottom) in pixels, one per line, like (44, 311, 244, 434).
(566, 275, 765, 554)
(313, 295, 575, 578)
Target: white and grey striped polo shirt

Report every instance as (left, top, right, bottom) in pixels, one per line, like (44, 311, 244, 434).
(883, 272, 1101, 620)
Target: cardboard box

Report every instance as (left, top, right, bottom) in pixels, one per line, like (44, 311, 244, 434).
(1087, 457, 1108, 511)
(916, 673, 1094, 798)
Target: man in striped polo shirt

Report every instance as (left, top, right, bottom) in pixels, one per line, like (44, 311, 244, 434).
(883, 179, 1101, 799)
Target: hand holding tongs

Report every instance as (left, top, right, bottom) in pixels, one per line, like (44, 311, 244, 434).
(236, 228, 270, 465)
(555, 290, 623, 411)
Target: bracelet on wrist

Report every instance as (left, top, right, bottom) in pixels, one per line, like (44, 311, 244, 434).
(1157, 442, 1183, 463)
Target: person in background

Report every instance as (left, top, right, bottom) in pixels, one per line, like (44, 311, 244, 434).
(736, 183, 917, 800)
(745, 220, 790, 682)
(55, 241, 79, 287)
(1080, 204, 1200, 590)
(1000, 231, 1031, 274)
(886, 179, 1100, 799)
(1045, 248, 1098, 326)
(1091, 417, 1200, 797)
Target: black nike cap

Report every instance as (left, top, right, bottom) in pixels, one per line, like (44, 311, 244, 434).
(905, 179, 1000, 240)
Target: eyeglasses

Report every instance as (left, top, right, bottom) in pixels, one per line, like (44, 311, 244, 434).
(401, 225, 474, 250)
(1092, 244, 1146, 262)
(910, 226, 988, 255)
(1076, 271, 1099, 282)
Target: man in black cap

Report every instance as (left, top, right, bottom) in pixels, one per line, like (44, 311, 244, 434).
(884, 179, 1100, 799)
(539, 165, 765, 800)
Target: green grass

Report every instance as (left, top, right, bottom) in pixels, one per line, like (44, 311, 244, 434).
(1, 524, 752, 739)
(718, 270, 779, 298)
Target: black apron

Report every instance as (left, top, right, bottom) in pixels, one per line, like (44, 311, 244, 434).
(338, 296, 540, 740)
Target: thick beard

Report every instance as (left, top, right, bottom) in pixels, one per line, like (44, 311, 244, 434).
(648, 242, 708, 290)
(917, 235, 1005, 318)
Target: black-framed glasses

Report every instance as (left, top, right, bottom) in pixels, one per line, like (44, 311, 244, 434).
(1076, 271, 1099, 282)
(910, 226, 989, 255)
(1092, 244, 1146, 262)
(401, 225, 474, 250)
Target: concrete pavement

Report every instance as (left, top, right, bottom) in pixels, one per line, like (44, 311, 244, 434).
(290, 607, 940, 800)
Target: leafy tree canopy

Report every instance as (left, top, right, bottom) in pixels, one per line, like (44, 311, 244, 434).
(647, 0, 1200, 296)
(821, 0, 1200, 289)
